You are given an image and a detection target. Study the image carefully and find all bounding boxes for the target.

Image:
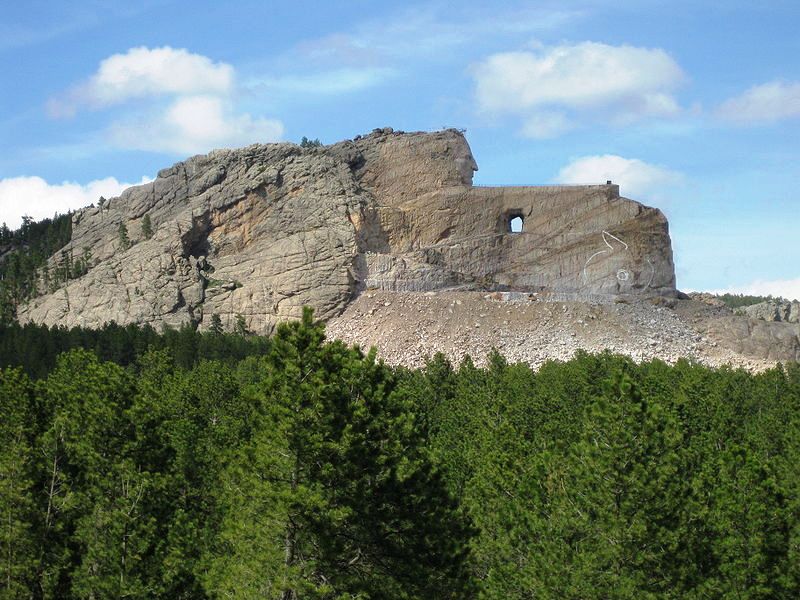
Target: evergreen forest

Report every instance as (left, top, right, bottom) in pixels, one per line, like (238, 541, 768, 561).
(0, 214, 76, 324)
(2, 309, 799, 599)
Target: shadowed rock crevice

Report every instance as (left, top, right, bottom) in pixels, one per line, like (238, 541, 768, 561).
(180, 213, 213, 259)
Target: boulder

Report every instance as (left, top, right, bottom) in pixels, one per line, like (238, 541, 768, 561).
(739, 299, 800, 323)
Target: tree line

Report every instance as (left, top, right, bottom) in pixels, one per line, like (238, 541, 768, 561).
(2, 310, 799, 598)
(710, 292, 789, 308)
(0, 320, 271, 380)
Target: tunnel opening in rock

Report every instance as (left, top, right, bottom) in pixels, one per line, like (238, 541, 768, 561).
(509, 214, 524, 233)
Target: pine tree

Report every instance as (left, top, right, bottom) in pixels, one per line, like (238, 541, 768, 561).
(696, 443, 795, 597)
(118, 222, 130, 250)
(141, 214, 153, 240)
(452, 361, 692, 599)
(0, 368, 37, 598)
(299, 136, 321, 148)
(209, 314, 223, 335)
(234, 314, 248, 336)
(38, 350, 141, 598)
(131, 356, 250, 598)
(206, 308, 473, 599)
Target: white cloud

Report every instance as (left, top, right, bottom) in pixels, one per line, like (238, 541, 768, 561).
(108, 95, 284, 155)
(48, 46, 234, 117)
(521, 111, 574, 139)
(0, 175, 151, 230)
(238, 6, 578, 106)
(47, 46, 284, 155)
(711, 278, 800, 302)
(555, 155, 681, 198)
(472, 41, 684, 136)
(716, 81, 800, 124)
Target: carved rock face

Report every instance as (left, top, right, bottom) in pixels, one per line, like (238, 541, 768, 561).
(19, 128, 677, 332)
(453, 145, 478, 185)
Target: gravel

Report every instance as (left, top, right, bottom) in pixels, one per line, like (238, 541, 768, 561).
(327, 291, 778, 371)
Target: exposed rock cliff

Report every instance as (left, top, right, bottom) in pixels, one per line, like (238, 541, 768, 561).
(737, 299, 800, 323)
(19, 128, 677, 332)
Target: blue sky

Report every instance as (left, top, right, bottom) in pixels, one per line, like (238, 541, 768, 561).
(1, 0, 798, 298)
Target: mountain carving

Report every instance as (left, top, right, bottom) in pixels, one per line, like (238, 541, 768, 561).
(19, 128, 677, 332)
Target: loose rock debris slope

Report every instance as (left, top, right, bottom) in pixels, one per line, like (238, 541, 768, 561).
(328, 291, 799, 371)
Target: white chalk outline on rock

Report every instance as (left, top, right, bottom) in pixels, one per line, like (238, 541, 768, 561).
(582, 231, 629, 285)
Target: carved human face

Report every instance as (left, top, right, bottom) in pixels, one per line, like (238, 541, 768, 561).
(453, 141, 478, 185)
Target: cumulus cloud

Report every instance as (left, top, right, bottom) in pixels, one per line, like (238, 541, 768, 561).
(47, 46, 284, 155)
(716, 81, 800, 124)
(472, 41, 684, 137)
(108, 95, 284, 155)
(711, 278, 800, 302)
(0, 175, 151, 230)
(48, 46, 234, 117)
(555, 155, 681, 198)
(260, 5, 579, 98)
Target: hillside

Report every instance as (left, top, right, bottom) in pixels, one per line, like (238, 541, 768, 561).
(327, 290, 800, 370)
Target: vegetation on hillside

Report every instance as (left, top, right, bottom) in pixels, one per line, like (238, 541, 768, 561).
(0, 210, 162, 325)
(0, 320, 271, 379)
(0, 214, 74, 323)
(709, 292, 788, 308)
(2, 311, 799, 598)
(299, 136, 322, 148)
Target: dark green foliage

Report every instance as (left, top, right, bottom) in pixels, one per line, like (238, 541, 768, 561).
(36, 350, 140, 598)
(710, 292, 787, 308)
(2, 315, 800, 598)
(0, 368, 38, 597)
(415, 353, 800, 598)
(118, 221, 130, 250)
(207, 308, 472, 598)
(209, 313, 223, 335)
(0, 321, 271, 379)
(141, 214, 154, 240)
(234, 314, 249, 336)
(299, 136, 322, 148)
(0, 213, 73, 323)
(0, 311, 473, 598)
